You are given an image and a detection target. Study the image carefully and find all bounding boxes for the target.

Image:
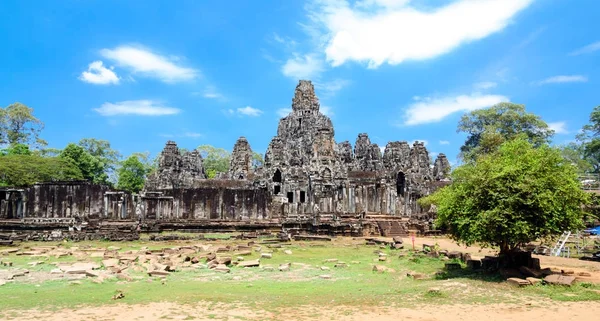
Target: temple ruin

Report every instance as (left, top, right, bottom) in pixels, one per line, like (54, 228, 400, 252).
(0, 80, 451, 239)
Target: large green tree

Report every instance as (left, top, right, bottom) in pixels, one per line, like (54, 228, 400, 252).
(36, 147, 62, 157)
(558, 142, 593, 174)
(458, 102, 554, 161)
(117, 154, 147, 193)
(78, 138, 121, 184)
(252, 152, 264, 169)
(0, 154, 83, 187)
(60, 143, 108, 184)
(422, 138, 587, 259)
(130, 151, 157, 174)
(78, 138, 121, 167)
(197, 145, 230, 178)
(0, 143, 32, 156)
(576, 105, 600, 173)
(0, 102, 46, 148)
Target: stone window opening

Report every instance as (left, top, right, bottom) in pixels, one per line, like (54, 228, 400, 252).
(300, 191, 306, 203)
(274, 185, 281, 195)
(396, 172, 406, 197)
(287, 192, 294, 203)
(238, 175, 244, 180)
(273, 169, 282, 183)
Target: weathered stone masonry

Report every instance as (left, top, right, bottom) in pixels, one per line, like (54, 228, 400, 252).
(0, 80, 450, 236)
(139, 80, 450, 221)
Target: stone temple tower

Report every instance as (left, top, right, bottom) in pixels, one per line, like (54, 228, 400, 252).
(229, 136, 254, 180)
(140, 79, 448, 220)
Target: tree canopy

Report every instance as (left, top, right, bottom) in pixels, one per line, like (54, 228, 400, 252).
(576, 105, 600, 173)
(78, 138, 121, 168)
(458, 102, 554, 161)
(421, 138, 588, 257)
(0, 154, 83, 187)
(78, 138, 121, 184)
(60, 143, 108, 185)
(130, 151, 157, 174)
(558, 142, 593, 174)
(117, 154, 147, 193)
(196, 145, 264, 178)
(197, 145, 231, 178)
(0, 143, 32, 156)
(0, 102, 46, 148)
(252, 152, 264, 169)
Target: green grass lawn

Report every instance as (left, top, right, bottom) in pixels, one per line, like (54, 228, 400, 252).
(1, 237, 599, 313)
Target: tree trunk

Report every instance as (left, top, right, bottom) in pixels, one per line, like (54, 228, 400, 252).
(498, 241, 530, 268)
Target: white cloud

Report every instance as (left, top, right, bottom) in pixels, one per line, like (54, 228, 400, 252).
(273, 33, 285, 44)
(272, 33, 298, 49)
(94, 100, 180, 116)
(159, 132, 203, 139)
(535, 75, 588, 85)
(569, 41, 600, 56)
(355, 0, 412, 10)
(307, 0, 533, 68)
(402, 93, 509, 126)
(100, 45, 198, 83)
(548, 121, 568, 134)
(282, 54, 325, 80)
(277, 108, 292, 117)
(474, 81, 497, 90)
(183, 132, 203, 138)
(202, 86, 225, 100)
(79, 61, 120, 85)
(439, 140, 450, 145)
(204, 92, 222, 99)
(314, 79, 350, 96)
(320, 105, 334, 116)
(236, 106, 263, 117)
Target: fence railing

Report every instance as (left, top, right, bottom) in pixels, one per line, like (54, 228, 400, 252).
(579, 174, 600, 190)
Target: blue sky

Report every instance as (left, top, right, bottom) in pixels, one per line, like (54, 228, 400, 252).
(1, 0, 599, 165)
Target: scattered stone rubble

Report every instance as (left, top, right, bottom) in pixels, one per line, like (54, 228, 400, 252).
(0, 237, 596, 291)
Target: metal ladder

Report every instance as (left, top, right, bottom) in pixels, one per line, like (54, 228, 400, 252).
(551, 231, 571, 256)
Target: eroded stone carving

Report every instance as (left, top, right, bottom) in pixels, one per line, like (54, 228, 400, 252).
(145, 141, 206, 190)
(258, 80, 442, 217)
(229, 136, 254, 180)
(433, 153, 451, 181)
(3, 80, 449, 225)
(383, 141, 411, 171)
(353, 134, 383, 171)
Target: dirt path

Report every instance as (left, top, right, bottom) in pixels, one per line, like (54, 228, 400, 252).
(5, 301, 600, 321)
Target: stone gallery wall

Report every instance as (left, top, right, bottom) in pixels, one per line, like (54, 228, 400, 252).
(0, 182, 134, 220)
(143, 80, 451, 220)
(0, 80, 450, 222)
(141, 182, 269, 221)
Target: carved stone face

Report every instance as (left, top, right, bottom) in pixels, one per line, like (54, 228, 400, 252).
(141, 80, 446, 218)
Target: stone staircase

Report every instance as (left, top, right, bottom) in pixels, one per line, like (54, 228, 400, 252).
(377, 221, 408, 237)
